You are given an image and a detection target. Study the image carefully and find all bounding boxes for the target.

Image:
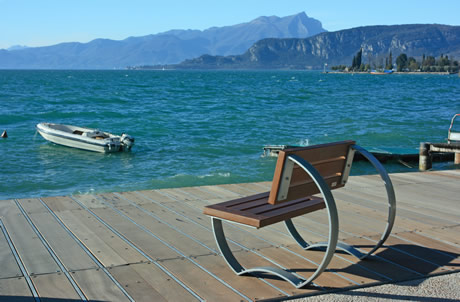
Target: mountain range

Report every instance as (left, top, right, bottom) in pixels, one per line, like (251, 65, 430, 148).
(173, 24, 460, 70)
(0, 12, 325, 69)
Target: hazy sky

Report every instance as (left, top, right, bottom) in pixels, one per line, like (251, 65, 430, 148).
(1, 0, 459, 49)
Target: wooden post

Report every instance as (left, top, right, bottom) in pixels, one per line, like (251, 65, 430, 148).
(455, 153, 460, 165)
(419, 142, 432, 171)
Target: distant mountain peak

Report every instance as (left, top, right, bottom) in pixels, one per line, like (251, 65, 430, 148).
(6, 45, 29, 51)
(251, 15, 282, 24)
(0, 12, 326, 69)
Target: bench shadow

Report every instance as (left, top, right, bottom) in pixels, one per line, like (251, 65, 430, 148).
(286, 242, 459, 287)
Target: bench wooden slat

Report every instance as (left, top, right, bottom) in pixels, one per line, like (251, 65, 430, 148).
(285, 174, 343, 202)
(203, 194, 325, 228)
(269, 140, 355, 204)
(209, 192, 269, 208)
(290, 158, 346, 183)
(230, 196, 271, 211)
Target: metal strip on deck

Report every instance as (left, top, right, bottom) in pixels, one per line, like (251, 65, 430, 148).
(0, 170, 459, 301)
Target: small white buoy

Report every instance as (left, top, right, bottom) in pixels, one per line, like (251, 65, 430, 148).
(1, 130, 7, 138)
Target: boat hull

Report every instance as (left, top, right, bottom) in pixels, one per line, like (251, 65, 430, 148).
(37, 123, 122, 153)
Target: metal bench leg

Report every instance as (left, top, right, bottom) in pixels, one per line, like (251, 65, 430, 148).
(212, 218, 305, 288)
(351, 144, 396, 259)
(284, 154, 366, 258)
(286, 146, 396, 261)
(285, 219, 366, 259)
(211, 155, 340, 288)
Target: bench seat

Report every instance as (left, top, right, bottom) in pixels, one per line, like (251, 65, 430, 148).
(203, 192, 325, 228)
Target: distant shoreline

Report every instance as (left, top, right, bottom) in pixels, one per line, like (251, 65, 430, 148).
(325, 71, 456, 75)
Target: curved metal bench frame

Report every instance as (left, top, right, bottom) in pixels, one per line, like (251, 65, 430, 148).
(285, 144, 396, 260)
(211, 154, 339, 288)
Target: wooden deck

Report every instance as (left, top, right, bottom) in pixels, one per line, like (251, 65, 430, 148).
(1, 170, 459, 301)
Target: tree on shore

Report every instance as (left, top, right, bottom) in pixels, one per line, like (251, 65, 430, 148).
(351, 48, 363, 71)
(331, 53, 458, 73)
(386, 52, 393, 70)
(396, 53, 408, 71)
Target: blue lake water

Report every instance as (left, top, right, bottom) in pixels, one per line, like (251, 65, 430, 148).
(1, 70, 459, 200)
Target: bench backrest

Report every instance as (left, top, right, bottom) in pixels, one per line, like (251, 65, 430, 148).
(268, 140, 355, 205)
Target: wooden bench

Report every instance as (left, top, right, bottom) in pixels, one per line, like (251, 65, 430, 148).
(203, 140, 396, 288)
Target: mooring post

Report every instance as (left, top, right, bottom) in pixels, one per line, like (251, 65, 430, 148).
(419, 142, 432, 171)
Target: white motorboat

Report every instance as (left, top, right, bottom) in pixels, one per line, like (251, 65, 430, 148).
(36, 122, 134, 153)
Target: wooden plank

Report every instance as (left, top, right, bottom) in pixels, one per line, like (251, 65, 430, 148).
(55, 207, 148, 265)
(229, 182, 271, 195)
(32, 273, 81, 300)
(345, 174, 387, 188)
(343, 236, 444, 275)
(219, 183, 258, 196)
(157, 189, 196, 202)
(127, 191, 300, 255)
(112, 192, 229, 252)
(197, 185, 241, 200)
(137, 190, 178, 203)
(0, 277, 33, 301)
(134, 191, 283, 250)
(195, 250, 311, 298)
(111, 204, 215, 257)
(70, 194, 106, 209)
(72, 269, 131, 302)
(56, 210, 135, 267)
(158, 257, 259, 301)
(13, 198, 48, 214)
(350, 186, 460, 224)
(20, 208, 98, 271)
(89, 207, 183, 261)
(396, 230, 460, 255)
(258, 246, 355, 289)
(331, 190, 444, 233)
(0, 199, 19, 217)
(370, 234, 459, 271)
(178, 186, 225, 201)
(284, 243, 391, 284)
(347, 180, 460, 215)
(154, 200, 275, 250)
(414, 225, 460, 248)
(289, 205, 393, 240)
(98, 193, 133, 207)
(109, 262, 200, 302)
(433, 170, 460, 178)
(40, 196, 82, 212)
(392, 171, 459, 184)
(2, 207, 60, 275)
(0, 227, 22, 279)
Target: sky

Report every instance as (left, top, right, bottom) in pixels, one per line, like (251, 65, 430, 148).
(1, 0, 460, 49)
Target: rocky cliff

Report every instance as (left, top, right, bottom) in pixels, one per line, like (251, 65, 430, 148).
(176, 24, 460, 69)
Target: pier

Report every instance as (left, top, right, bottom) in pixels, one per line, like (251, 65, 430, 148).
(1, 170, 459, 301)
(419, 142, 460, 170)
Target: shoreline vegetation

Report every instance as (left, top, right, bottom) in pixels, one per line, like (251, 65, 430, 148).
(326, 71, 456, 75)
(330, 49, 459, 74)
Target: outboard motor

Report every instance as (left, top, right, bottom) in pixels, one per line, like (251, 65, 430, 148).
(120, 133, 135, 151)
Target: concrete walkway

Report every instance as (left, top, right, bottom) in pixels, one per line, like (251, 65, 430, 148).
(295, 272, 460, 301)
